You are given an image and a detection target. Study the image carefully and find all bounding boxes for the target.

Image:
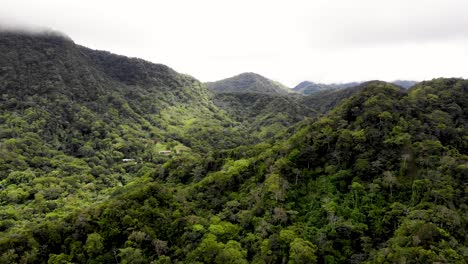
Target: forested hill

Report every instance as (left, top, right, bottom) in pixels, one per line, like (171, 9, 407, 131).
(0, 31, 250, 153)
(206, 72, 291, 95)
(0, 31, 186, 99)
(0, 31, 467, 264)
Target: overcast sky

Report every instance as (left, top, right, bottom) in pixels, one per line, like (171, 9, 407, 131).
(1, 0, 467, 86)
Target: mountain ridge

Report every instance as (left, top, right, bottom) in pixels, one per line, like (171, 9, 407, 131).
(293, 80, 418, 95)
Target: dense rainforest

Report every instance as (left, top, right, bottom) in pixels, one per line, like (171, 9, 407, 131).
(0, 31, 467, 264)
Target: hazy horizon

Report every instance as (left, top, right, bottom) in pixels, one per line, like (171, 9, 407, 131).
(1, 0, 467, 86)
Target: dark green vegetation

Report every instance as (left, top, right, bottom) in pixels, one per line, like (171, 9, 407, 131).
(0, 32, 467, 264)
(206, 73, 291, 95)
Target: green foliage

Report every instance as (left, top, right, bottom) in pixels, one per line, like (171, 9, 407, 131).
(84, 233, 104, 256)
(212, 92, 316, 142)
(289, 238, 318, 264)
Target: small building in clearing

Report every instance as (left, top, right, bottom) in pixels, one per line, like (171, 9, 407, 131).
(159, 150, 172, 155)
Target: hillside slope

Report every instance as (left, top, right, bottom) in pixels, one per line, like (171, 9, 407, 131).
(0, 31, 248, 154)
(213, 92, 316, 140)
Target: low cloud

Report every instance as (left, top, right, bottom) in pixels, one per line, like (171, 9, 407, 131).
(0, 19, 68, 38)
(303, 0, 468, 47)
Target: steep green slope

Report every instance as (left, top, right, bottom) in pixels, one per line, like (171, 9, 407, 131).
(0, 31, 247, 153)
(206, 72, 291, 95)
(2, 75, 465, 264)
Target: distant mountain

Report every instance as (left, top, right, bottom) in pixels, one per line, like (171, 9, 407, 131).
(293, 80, 418, 95)
(293, 81, 361, 95)
(206, 72, 291, 95)
(392, 80, 418, 89)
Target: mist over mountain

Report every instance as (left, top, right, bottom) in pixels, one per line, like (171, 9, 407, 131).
(0, 31, 467, 264)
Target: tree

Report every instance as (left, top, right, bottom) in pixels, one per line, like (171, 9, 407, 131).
(288, 238, 317, 264)
(85, 233, 104, 257)
(118, 247, 145, 264)
(215, 240, 248, 264)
